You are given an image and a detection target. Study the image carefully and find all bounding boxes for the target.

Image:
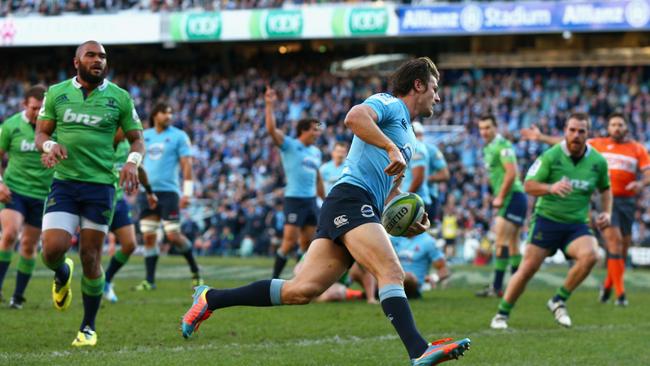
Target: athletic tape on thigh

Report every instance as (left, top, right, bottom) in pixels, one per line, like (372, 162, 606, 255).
(42, 212, 79, 235)
(80, 217, 109, 234)
(139, 219, 159, 234)
(162, 220, 181, 233)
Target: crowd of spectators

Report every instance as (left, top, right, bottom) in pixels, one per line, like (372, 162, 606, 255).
(0, 0, 404, 16)
(2, 62, 650, 257)
(0, 0, 559, 17)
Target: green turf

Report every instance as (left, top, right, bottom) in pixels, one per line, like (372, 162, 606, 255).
(1, 256, 649, 365)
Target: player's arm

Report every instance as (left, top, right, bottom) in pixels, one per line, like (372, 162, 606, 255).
(0, 136, 10, 203)
(180, 156, 194, 208)
(36, 119, 67, 166)
(120, 129, 145, 194)
(625, 146, 650, 194)
(595, 187, 613, 230)
(494, 147, 518, 208)
(524, 156, 572, 197)
(138, 166, 158, 209)
(316, 169, 325, 200)
(520, 125, 562, 145)
(428, 167, 450, 183)
(407, 166, 425, 193)
(264, 87, 284, 146)
(344, 104, 405, 176)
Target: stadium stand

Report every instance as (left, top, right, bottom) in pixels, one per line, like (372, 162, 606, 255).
(2, 62, 650, 255)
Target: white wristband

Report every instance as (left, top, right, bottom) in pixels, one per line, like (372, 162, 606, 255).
(183, 180, 194, 197)
(43, 140, 58, 153)
(126, 152, 143, 167)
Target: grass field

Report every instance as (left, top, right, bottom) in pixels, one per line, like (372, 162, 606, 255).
(1, 255, 649, 365)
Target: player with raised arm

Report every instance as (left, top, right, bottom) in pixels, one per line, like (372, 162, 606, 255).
(320, 141, 348, 194)
(0, 85, 51, 309)
(265, 87, 325, 279)
(36, 41, 144, 346)
(181, 57, 470, 365)
(135, 102, 202, 290)
(103, 137, 158, 303)
(521, 113, 650, 306)
(476, 114, 527, 298)
(491, 113, 611, 329)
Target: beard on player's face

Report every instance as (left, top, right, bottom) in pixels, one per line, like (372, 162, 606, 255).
(78, 63, 106, 84)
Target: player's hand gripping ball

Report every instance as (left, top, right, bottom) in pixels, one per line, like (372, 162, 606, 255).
(382, 192, 425, 236)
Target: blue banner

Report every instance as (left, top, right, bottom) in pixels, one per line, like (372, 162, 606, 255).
(398, 0, 650, 35)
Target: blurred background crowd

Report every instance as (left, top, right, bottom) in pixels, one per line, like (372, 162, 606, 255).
(2, 59, 650, 258)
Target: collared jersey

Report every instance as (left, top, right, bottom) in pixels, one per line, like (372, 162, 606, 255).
(588, 137, 650, 198)
(0, 112, 54, 199)
(320, 160, 345, 195)
(336, 93, 416, 210)
(143, 126, 192, 193)
(280, 136, 321, 198)
(37, 77, 142, 184)
(525, 141, 610, 224)
(483, 135, 524, 202)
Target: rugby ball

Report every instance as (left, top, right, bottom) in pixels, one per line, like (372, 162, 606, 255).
(382, 193, 425, 237)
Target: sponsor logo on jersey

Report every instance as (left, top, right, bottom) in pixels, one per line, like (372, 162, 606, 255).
(62, 109, 102, 126)
(147, 142, 165, 160)
(360, 204, 374, 218)
(55, 94, 69, 104)
(20, 139, 36, 152)
(567, 179, 592, 190)
(334, 215, 349, 228)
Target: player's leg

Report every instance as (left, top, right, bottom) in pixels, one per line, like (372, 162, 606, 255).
(342, 223, 428, 359)
(492, 244, 548, 328)
(104, 224, 136, 303)
(614, 200, 634, 306)
(160, 192, 201, 285)
(181, 237, 351, 338)
(477, 217, 512, 297)
(343, 223, 470, 362)
(77, 226, 106, 334)
(600, 225, 623, 303)
(41, 181, 80, 312)
(617, 233, 632, 306)
(298, 224, 316, 260)
(508, 226, 522, 274)
(349, 262, 378, 303)
(296, 198, 319, 261)
(403, 272, 421, 299)
(272, 223, 300, 278)
(10, 224, 40, 308)
(72, 183, 115, 346)
(546, 234, 598, 328)
(0, 208, 23, 298)
(559, 235, 599, 301)
(138, 214, 160, 289)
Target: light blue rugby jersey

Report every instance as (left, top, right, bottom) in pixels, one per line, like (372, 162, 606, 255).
(426, 143, 447, 199)
(401, 140, 431, 205)
(280, 136, 322, 198)
(143, 126, 192, 193)
(320, 160, 346, 194)
(336, 93, 416, 210)
(391, 232, 444, 285)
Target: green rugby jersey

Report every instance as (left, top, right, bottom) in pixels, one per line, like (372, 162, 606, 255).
(37, 78, 142, 185)
(113, 140, 130, 201)
(0, 112, 54, 199)
(525, 141, 610, 224)
(483, 135, 524, 204)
